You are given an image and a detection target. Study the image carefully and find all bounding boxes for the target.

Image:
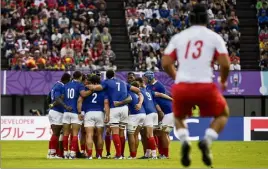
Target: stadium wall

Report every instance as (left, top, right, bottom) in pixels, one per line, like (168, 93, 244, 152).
(1, 71, 268, 116)
(1, 116, 268, 141)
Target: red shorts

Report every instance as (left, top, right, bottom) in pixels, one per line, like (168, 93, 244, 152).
(171, 83, 227, 118)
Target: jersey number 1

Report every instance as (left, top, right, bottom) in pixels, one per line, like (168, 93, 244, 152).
(184, 40, 203, 59)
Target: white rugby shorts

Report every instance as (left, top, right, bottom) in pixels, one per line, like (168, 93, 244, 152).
(62, 112, 83, 125)
(127, 113, 146, 133)
(143, 112, 158, 128)
(160, 113, 174, 133)
(48, 109, 63, 125)
(110, 105, 129, 125)
(84, 111, 104, 127)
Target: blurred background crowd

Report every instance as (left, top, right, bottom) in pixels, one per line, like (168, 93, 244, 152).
(125, 0, 241, 72)
(1, 0, 117, 71)
(257, 0, 268, 70)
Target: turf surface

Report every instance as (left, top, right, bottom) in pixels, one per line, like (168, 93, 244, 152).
(1, 141, 268, 168)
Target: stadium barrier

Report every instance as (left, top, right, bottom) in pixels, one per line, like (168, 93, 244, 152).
(1, 71, 268, 96)
(2, 116, 266, 141)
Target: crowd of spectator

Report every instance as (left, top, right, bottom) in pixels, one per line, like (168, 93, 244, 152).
(125, 0, 241, 71)
(1, 0, 117, 71)
(257, 0, 268, 70)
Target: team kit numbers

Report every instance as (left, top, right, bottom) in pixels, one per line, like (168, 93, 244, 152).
(92, 93, 97, 103)
(184, 40, 203, 59)
(146, 92, 152, 100)
(67, 88, 75, 99)
(116, 82, 120, 91)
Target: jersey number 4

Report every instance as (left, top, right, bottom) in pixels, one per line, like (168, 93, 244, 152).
(184, 40, 203, 59)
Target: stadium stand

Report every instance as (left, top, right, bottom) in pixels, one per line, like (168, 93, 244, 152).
(257, 0, 268, 70)
(1, 0, 119, 71)
(124, 0, 259, 71)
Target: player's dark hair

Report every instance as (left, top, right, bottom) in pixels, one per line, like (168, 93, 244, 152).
(128, 72, 135, 76)
(82, 74, 87, 82)
(61, 73, 71, 84)
(73, 71, 82, 80)
(131, 81, 140, 88)
(90, 75, 101, 84)
(189, 3, 208, 25)
(106, 69, 115, 79)
(135, 77, 143, 84)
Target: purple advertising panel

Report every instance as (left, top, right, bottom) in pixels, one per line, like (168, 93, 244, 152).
(1, 71, 264, 95)
(0, 71, 5, 95)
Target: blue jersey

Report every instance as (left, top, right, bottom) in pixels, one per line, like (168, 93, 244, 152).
(140, 87, 157, 114)
(101, 78, 130, 108)
(50, 81, 65, 113)
(147, 81, 172, 114)
(83, 90, 108, 112)
(64, 80, 85, 113)
(128, 91, 146, 115)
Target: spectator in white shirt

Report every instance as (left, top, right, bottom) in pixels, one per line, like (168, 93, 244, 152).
(230, 59, 241, 70)
(150, 62, 159, 72)
(58, 13, 70, 30)
(51, 28, 62, 48)
(60, 43, 74, 58)
(139, 21, 152, 35)
(146, 52, 158, 70)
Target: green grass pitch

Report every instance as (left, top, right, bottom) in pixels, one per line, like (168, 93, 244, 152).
(1, 141, 268, 168)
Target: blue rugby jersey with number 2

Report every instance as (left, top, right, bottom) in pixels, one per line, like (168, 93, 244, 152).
(83, 90, 108, 112)
(64, 80, 85, 114)
(101, 78, 130, 108)
(50, 81, 65, 113)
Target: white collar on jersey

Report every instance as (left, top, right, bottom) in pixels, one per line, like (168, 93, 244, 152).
(57, 81, 64, 85)
(152, 80, 158, 85)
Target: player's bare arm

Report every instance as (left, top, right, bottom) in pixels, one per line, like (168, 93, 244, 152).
(113, 94, 132, 107)
(77, 96, 84, 114)
(104, 99, 110, 123)
(86, 84, 103, 91)
(155, 104, 164, 121)
(217, 53, 231, 91)
(55, 95, 72, 111)
(80, 90, 93, 98)
(154, 92, 173, 101)
(161, 55, 176, 80)
(135, 92, 144, 111)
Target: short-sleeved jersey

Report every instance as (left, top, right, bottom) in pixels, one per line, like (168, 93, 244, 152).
(147, 81, 172, 114)
(83, 90, 107, 112)
(101, 78, 129, 108)
(50, 81, 65, 113)
(164, 25, 228, 84)
(140, 87, 157, 114)
(128, 91, 146, 115)
(64, 80, 85, 113)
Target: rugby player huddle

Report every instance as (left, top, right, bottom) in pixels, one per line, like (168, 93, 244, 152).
(47, 70, 174, 160)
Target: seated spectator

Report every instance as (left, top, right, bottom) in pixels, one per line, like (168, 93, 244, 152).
(230, 59, 241, 70)
(60, 43, 74, 58)
(228, 11, 239, 30)
(150, 62, 159, 72)
(258, 10, 268, 29)
(259, 52, 268, 70)
(101, 27, 112, 45)
(104, 61, 117, 71)
(75, 61, 87, 72)
(146, 52, 158, 70)
(12, 58, 27, 70)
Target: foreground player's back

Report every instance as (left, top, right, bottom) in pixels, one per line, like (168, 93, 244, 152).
(165, 25, 228, 83)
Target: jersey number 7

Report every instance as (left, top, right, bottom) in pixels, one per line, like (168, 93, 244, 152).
(184, 40, 203, 59)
